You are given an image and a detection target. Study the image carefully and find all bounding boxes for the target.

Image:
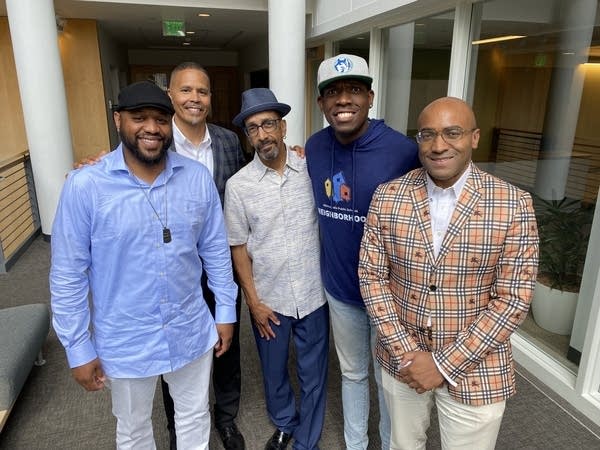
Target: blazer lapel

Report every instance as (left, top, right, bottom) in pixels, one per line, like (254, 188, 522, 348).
(409, 171, 437, 266)
(436, 167, 483, 263)
(210, 125, 224, 185)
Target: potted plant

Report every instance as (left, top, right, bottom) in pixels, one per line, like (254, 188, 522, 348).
(531, 196, 594, 335)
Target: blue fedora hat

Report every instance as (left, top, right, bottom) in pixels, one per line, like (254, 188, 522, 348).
(233, 88, 291, 127)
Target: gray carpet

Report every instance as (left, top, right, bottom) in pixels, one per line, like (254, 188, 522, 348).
(0, 236, 599, 449)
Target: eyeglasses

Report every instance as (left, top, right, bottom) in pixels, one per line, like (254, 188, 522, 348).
(415, 127, 477, 144)
(244, 119, 280, 137)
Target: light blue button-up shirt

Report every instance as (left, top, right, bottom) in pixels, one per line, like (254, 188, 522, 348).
(50, 144, 237, 378)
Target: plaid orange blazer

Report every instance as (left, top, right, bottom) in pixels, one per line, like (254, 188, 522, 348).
(359, 165, 539, 405)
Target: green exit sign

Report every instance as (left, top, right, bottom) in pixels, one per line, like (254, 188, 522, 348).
(534, 53, 547, 67)
(163, 20, 185, 37)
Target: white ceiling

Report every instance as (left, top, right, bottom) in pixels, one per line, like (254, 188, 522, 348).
(1, 0, 269, 51)
(2, 1, 597, 54)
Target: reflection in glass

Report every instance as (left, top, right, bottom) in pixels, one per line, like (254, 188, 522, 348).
(382, 11, 454, 135)
(469, 0, 600, 373)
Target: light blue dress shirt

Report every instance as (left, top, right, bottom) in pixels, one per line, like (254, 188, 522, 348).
(50, 144, 237, 378)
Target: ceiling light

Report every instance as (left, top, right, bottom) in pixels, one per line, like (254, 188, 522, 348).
(472, 35, 526, 45)
(186, 31, 195, 35)
(197, 13, 211, 17)
(183, 42, 191, 46)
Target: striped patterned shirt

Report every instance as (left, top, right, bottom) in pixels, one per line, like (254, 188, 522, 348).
(224, 148, 325, 318)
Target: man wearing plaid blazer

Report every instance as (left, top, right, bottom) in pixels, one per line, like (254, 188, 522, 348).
(358, 97, 539, 449)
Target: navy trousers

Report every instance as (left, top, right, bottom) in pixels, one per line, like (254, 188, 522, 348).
(252, 303, 329, 450)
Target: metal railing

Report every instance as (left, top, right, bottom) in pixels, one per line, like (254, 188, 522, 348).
(493, 128, 600, 204)
(0, 151, 41, 273)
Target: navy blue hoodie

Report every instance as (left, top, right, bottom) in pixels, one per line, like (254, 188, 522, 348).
(305, 119, 420, 307)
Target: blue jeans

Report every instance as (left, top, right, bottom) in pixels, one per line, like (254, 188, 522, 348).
(326, 291, 390, 450)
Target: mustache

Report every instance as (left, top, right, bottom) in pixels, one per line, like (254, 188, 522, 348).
(137, 133, 164, 140)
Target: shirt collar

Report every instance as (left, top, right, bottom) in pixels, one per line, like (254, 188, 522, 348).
(248, 144, 296, 180)
(107, 143, 182, 185)
(425, 162, 472, 199)
(172, 118, 212, 149)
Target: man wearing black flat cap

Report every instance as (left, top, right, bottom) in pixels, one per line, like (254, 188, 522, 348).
(50, 81, 238, 449)
(224, 88, 329, 450)
(72, 63, 247, 450)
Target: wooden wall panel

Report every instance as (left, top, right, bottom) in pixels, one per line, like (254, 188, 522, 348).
(497, 66, 551, 132)
(59, 19, 110, 161)
(578, 65, 600, 141)
(0, 17, 28, 161)
(1, 18, 110, 162)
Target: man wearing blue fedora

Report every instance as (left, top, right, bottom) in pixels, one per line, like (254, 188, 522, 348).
(224, 88, 329, 450)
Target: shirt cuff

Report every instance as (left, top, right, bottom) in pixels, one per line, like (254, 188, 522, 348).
(432, 354, 458, 387)
(65, 339, 98, 369)
(214, 302, 237, 324)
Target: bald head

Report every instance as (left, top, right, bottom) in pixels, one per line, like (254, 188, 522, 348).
(416, 96, 480, 189)
(418, 97, 477, 131)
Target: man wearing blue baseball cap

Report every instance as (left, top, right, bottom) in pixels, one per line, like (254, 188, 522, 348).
(305, 54, 420, 449)
(224, 88, 329, 450)
(50, 81, 238, 449)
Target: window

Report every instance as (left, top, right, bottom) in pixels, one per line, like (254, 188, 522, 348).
(469, 0, 600, 373)
(382, 10, 454, 135)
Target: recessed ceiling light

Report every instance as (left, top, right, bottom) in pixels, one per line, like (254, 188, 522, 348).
(198, 13, 211, 17)
(183, 42, 191, 46)
(472, 35, 526, 45)
(186, 31, 195, 35)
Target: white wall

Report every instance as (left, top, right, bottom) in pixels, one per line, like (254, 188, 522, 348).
(308, 0, 457, 40)
(128, 49, 239, 66)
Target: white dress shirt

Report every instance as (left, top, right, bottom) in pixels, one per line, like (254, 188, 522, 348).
(425, 164, 471, 387)
(172, 120, 214, 176)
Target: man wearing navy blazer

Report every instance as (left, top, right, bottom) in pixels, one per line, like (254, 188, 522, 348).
(163, 61, 247, 450)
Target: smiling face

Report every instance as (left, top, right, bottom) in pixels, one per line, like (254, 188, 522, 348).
(244, 110, 287, 168)
(417, 97, 480, 189)
(317, 79, 374, 145)
(114, 108, 172, 166)
(168, 68, 211, 129)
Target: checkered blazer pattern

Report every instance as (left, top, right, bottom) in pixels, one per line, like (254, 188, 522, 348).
(359, 164, 539, 405)
(207, 124, 246, 205)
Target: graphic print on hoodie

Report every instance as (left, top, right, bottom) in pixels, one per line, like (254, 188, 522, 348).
(330, 171, 351, 202)
(306, 119, 420, 306)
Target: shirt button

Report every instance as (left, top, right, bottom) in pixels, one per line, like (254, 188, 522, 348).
(429, 285, 437, 292)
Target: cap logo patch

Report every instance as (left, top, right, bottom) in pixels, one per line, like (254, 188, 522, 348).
(334, 56, 353, 74)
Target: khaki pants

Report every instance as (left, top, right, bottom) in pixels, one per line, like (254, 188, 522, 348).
(381, 369, 505, 450)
